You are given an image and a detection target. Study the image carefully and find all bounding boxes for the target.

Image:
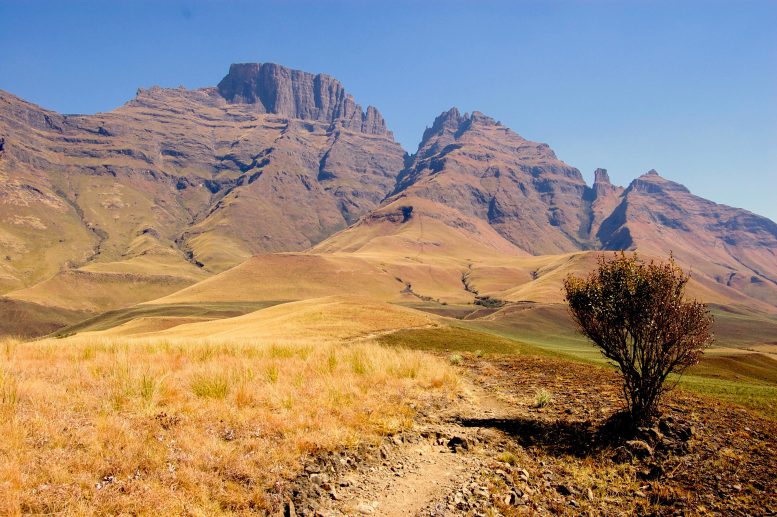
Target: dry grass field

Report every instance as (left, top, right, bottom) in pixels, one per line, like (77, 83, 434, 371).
(0, 332, 458, 515)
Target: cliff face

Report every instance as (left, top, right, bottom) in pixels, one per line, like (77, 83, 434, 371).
(0, 64, 404, 301)
(217, 63, 389, 135)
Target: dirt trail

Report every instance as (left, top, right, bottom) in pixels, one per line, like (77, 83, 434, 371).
(313, 380, 515, 516)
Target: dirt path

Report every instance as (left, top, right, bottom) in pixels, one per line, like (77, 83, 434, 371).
(310, 381, 515, 516)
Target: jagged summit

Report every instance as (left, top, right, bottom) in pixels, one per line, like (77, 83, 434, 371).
(419, 108, 502, 147)
(629, 169, 690, 194)
(594, 168, 611, 185)
(216, 63, 388, 134)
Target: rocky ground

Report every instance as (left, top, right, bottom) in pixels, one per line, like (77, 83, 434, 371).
(276, 354, 776, 516)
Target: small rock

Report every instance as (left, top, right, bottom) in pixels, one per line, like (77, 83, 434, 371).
(309, 473, 329, 486)
(625, 440, 654, 458)
(356, 502, 374, 514)
(391, 435, 403, 446)
(586, 488, 594, 501)
(732, 484, 742, 492)
(637, 426, 663, 444)
(570, 499, 579, 508)
(517, 469, 530, 482)
(447, 436, 469, 452)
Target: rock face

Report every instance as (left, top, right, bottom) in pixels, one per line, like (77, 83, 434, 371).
(0, 64, 404, 301)
(334, 107, 776, 307)
(597, 170, 777, 304)
(217, 63, 389, 135)
(391, 108, 592, 255)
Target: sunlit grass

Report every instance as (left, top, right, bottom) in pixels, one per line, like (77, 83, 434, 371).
(0, 335, 458, 515)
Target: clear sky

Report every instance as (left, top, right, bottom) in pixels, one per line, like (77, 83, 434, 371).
(1, 0, 775, 221)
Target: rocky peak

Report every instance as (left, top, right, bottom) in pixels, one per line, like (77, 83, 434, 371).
(592, 168, 621, 198)
(629, 170, 690, 195)
(420, 108, 502, 145)
(420, 108, 465, 144)
(594, 168, 611, 185)
(216, 63, 389, 135)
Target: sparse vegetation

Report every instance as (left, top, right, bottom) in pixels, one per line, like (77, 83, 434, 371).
(533, 388, 553, 408)
(564, 253, 714, 427)
(474, 295, 506, 308)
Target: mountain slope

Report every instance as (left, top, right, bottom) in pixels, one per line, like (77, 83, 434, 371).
(391, 108, 593, 255)
(0, 63, 404, 318)
(597, 170, 777, 304)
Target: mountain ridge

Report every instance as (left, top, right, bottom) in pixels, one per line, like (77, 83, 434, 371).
(0, 63, 775, 336)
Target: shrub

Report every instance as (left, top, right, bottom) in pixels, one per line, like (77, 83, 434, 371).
(564, 252, 713, 428)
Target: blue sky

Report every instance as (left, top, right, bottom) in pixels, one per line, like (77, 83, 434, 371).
(1, 0, 775, 221)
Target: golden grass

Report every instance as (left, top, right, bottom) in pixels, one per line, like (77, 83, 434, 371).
(0, 335, 458, 515)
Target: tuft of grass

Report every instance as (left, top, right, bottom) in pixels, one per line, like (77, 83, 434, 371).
(350, 350, 370, 374)
(191, 372, 230, 399)
(265, 364, 279, 383)
(449, 353, 463, 365)
(533, 388, 553, 408)
(496, 451, 518, 465)
(0, 369, 19, 410)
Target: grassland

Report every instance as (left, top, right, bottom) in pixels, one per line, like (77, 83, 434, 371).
(0, 334, 457, 515)
(380, 307, 777, 421)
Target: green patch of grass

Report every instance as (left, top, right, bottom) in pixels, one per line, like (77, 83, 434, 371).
(533, 388, 553, 408)
(676, 374, 777, 420)
(496, 451, 517, 465)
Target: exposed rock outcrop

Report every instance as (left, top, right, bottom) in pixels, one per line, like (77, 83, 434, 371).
(217, 63, 390, 135)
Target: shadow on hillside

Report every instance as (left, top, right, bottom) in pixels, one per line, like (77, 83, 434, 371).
(458, 413, 631, 458)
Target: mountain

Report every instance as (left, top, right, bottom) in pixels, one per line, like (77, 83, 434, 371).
(0, 63, 404, 319)
(0, 65, 775, 336)
(314, 107, 777, 308)
(391, 108, 592, 254)
(597, 170, 777, 304)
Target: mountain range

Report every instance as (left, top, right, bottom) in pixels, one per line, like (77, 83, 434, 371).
(1, 62, 775, 335)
